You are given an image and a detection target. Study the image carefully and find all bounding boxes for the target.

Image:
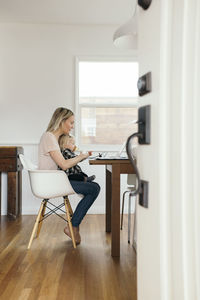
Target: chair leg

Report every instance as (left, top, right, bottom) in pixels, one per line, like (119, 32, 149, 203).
(64, 196, 76, 249)
(36, 200, 47, 238)
(64, 196, 73, 217)
(27, 200, 46, 249)
(132, 197, 137, 252)
(128, 192, 131, 244)
(121, 191, 128, 230)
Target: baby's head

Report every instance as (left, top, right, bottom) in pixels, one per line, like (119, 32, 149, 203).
(59, 134, 76, 151)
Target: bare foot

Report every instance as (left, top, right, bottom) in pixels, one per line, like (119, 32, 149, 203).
(73, 226, 81, 244)
(64, 225, 81, 244)
(64, 225, 72, 238)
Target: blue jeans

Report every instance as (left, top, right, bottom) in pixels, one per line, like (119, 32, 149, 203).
(69, 180, 100, 227)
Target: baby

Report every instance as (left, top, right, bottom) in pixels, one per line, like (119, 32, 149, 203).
(58, 134, 96, 182)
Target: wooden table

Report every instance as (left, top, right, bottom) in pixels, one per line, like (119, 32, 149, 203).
(89, 158, 135, 257)
(0, 146, 23, 219)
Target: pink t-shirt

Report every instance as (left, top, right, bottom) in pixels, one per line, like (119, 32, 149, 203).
(38, 132, 60, 170)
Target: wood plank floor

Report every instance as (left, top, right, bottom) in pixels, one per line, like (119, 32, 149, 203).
(0, 214, 137, 300)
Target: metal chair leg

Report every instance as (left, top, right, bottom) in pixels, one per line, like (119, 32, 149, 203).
(128, 193, 131, 243)
(121, 191, 129, 230)
(132, 198, 137, 252)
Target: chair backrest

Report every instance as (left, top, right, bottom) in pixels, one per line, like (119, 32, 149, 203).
(19, 154, 75, 198)
(127, 174, 136, 186)
(29, 170, 75, 198)
(19, 154, 38, 171)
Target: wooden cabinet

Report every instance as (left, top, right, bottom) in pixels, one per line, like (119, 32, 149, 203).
(0, 147, 24, 219)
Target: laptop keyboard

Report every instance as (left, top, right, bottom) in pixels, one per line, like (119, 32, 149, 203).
(97, 152, 128, 159)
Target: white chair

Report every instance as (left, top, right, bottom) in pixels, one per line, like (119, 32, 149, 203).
(19, 154, 76, 249)
(121, 174, 136, 243)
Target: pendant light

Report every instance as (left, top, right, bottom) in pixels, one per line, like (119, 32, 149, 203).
(113, 2, 138, 49)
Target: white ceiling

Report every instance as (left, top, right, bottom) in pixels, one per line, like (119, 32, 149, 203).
(0, 0, 136, 25)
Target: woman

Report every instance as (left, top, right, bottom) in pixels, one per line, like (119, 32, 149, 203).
(38, 107, 100, 244)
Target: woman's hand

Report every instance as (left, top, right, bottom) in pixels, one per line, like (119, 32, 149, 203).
(79, 151, 93, 161)
(50, 149, 89, 170)
(79, 152, 90, 161)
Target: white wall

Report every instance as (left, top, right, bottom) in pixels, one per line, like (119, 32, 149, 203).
(0, 22, 136, 214)
(0, 23, 136, 143)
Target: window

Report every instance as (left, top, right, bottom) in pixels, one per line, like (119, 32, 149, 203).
(75, 59, 138, 150)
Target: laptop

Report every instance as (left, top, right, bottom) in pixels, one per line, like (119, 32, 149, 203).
(96, 142, 128, 160)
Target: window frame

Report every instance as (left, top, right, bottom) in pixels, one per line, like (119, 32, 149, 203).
(75, 56, 138, 151)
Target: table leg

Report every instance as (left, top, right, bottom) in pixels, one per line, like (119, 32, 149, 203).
(7, 172, 18, 219)
(111, 164, 120, 257)
(18, 170, 22, 215)
(106, 168, 111, 232)
(0, 172, 1, 217)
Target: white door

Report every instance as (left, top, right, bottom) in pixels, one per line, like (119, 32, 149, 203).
(137, 0, 200, 299)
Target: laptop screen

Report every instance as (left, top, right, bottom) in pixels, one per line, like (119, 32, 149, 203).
(117, 142, 126, 157)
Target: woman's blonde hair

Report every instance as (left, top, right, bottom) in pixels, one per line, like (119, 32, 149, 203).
(46, 107, 74, 132)
(58, 134, 74, 150)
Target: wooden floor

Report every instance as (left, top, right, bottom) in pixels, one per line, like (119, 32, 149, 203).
(0, 214, 137, 300)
